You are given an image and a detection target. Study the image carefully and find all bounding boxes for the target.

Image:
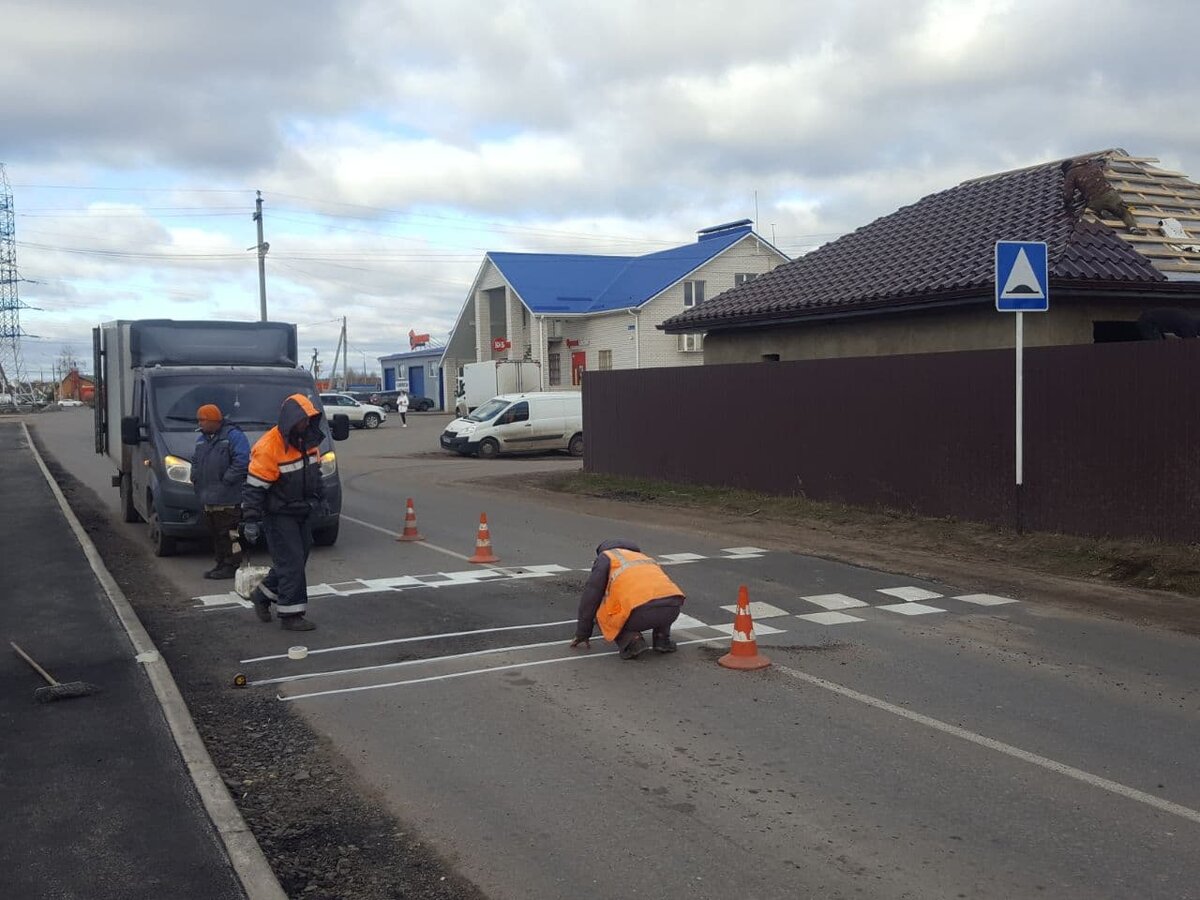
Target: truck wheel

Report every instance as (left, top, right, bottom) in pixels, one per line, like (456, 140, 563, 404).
(477, 438, 500, 459)
(148, 506, 177, 557)
(364, 413, 382, 429)
(120, 473, 143, 523)
(312, 521, 340, 547)
(568, 433, 584, 458)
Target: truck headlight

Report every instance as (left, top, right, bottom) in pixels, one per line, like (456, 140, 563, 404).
(164, 455, 192, 483)
(320, 451, 337, 477)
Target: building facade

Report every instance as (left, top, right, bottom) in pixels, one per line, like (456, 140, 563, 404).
(439, 221, 787, 398)
(378, 347, 446, 409)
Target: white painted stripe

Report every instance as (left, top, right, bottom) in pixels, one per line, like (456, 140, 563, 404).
(709, 621, 786, 637)
(252, 638, 569, 686)
(275, 604, 306, 614)
(876, 602, 945, 616)
(877, 586, 944, 602)
(719, 601, 791, 619)
(720, 546, 769, 554)
(278, 637, 722, 701)
(803, 593, 868, 611)
(672, 613, 709, 630)
(239, 619, 578, 663)
(797, 611, 865, 626)
(340, 514, 471, 562)
(956, 594, 1019, 606)
(773, 663, 1200, 827)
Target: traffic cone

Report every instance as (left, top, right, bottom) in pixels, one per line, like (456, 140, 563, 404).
(396, 498, 425, 542)
(718, 585, 771, 671)
(468, 512, 500, 564)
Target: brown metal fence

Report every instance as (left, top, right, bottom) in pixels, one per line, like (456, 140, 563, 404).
(583, 340, 1200, 543)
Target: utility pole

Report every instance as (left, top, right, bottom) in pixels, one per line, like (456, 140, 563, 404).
(252, 191, 268, 321)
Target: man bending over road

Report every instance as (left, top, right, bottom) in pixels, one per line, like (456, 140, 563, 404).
(571, 539, 685, 659)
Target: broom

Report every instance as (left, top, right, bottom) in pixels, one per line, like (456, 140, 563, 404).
(10, 642, 100, 703)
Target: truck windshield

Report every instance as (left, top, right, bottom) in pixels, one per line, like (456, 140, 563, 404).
(468, 398, 509, 422)
(151, 376, 322, 432)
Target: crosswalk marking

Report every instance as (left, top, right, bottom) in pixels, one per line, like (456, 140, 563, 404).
(956, 593, 1018, 606)
(802, 593, 869, 611)
(877, 586, 944, 602)
(719, 601, 791, 619)
(797, 611, 865, 626)
(876, 602, 946, 616)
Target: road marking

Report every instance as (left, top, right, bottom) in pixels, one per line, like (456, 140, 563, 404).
(797, 611, 865, 625)
(341, 514, 471, 561)
(709, 621, 787, 637)
(876, 602, 946, 616)
(239, 619, 578, 663)
(251, 638, 571, 686)
(877, 586, 944, 602)
(774, 663, 1200, 827)
(956, 594, 1019, 606)
(278, 637, 722, 702)
(803, 593, 869, 610)
(719, 601, 790, 619)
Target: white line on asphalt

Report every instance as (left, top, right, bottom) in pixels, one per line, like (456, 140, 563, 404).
(278, 637, 722, 702)
(239, 619, 578, 664)
(773, 663, 1200, 827)
(340, 514, 471, 562)
(251, 638, 570, 686)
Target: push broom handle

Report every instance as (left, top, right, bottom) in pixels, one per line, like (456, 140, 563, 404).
(10, 642, 60, 687)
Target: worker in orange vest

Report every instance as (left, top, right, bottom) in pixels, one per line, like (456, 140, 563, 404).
(570, 540, 686, 659)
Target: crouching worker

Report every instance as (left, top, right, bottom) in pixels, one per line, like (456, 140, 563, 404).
(570, 540, 685, 659)
(241, 394, 327, 632)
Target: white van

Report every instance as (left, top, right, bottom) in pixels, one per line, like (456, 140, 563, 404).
(439, 392, 583, 459)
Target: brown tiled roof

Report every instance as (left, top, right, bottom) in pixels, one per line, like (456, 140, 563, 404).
(664, 151, 1195, 333)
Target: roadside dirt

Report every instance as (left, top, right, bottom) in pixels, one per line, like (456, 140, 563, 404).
(36, 446, 487, 900)
(473, 470, 1200, 637)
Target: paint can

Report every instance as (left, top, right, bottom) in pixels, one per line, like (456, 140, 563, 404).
(287, 646, 308, 661)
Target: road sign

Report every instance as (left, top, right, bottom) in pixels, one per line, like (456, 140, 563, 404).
(995, 241, 1049, 312)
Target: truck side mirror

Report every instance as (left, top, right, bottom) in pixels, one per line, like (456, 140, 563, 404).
(330, 414, 350, 442)
(120, 415, 143, 446)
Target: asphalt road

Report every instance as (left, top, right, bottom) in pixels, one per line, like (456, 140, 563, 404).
(32, 408, 1200, 899)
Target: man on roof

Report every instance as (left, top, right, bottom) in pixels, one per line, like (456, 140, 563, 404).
(1062, 157, 1145, 234)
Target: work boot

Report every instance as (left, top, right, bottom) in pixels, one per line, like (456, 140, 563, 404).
(249, 588, 272, 623)
(619, 635, 648, 660)
(206, 564, 237, 580)
(653, 635, 677, 653)
(281, 616, 316, 632)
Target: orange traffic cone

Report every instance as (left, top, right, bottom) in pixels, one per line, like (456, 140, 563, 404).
(468, 512, 500, 564)
(396, 498, 424, 542)
(718, 585, 771, 671)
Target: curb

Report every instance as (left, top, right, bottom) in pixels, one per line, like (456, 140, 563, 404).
(22, 422, 288, 900)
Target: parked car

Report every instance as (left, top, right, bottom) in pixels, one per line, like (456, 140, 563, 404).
(410, 396, 436, 412)
(57, 399, 85, 407)
(319, 393, 388, 429)
(440, 392, 582, 458)
(360, 389, 402, 412)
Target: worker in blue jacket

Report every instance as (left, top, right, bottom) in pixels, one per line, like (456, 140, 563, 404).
(192, 403, 250, 579)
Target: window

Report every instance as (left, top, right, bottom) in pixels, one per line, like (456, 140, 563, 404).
(734, 273, 758, 287)
(499, 401, 529, 425)
(426, 361, 438, 377)
(597, 350, 613, 370)
(548, 353, 561, 386)
(677, 333, 704, 353)
(683, 280, 705, 308)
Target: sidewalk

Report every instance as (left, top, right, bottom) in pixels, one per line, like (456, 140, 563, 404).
(0, 422, 250, 899)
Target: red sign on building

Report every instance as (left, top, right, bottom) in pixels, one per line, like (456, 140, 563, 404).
(492, 337, 511, 352)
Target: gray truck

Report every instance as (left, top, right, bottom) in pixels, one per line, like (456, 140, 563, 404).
(93, 319, 350, 556)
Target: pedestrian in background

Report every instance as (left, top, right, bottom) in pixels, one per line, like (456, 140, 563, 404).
(571, 539, 685, 659)
(241, 394, 327, 631)
(191, 404, 249, 580)
(397, 390, 409, 427)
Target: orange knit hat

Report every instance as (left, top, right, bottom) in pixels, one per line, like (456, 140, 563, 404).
(197, 404, 223, 422)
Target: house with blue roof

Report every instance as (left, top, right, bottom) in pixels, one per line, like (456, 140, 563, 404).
(439, 220, 788, 396)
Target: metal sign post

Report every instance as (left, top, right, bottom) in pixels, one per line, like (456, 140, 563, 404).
(995, 241, 1049, 531)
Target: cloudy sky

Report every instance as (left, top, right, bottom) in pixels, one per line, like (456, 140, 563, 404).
(3, 0, 1197, 378)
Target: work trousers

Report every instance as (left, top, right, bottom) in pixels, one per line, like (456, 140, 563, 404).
(204, 505, 241, 567)
(258, 514, 313, 618)
(615, 598, 683, 649)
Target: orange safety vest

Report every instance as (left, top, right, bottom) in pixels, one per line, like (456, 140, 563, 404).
(595, 549, 685, 642)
